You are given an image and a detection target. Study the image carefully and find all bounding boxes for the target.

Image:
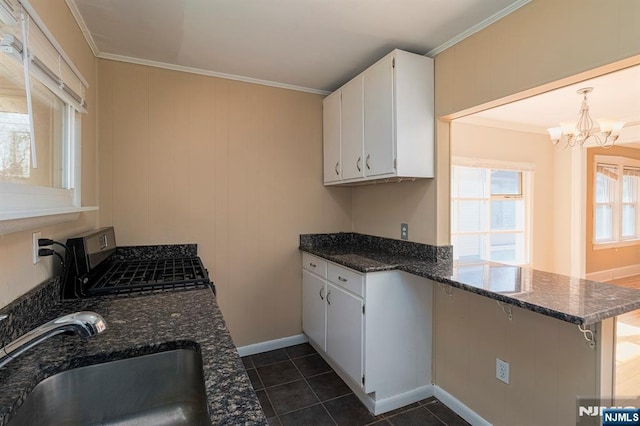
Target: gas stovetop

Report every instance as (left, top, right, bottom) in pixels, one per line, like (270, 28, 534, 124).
(62, 227, 212, 299)
(85, 257, 211, 296)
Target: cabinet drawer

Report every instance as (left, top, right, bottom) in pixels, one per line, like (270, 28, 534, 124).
(328, 263, 364, 297)
(303, 253, 327, 278)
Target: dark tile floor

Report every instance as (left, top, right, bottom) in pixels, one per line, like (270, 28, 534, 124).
(242, 343, 470, 425)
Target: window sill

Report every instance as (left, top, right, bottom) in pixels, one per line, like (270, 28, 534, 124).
(592, 239, 640, 251)
(0, 206, 98, 235)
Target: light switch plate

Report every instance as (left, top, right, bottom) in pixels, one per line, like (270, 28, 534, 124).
(401, 223, 408, 240)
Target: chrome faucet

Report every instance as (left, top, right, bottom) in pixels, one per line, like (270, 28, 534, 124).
(0, 311, 107, 368)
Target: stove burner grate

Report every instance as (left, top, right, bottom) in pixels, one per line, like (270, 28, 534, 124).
(87, 257, 210, 296)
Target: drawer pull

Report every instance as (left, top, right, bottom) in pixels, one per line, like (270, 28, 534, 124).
(327, 290, 331, 305)
(338, 276, 348, 282)
(309, 262, 317, 268)
(319, 287, 325, 300)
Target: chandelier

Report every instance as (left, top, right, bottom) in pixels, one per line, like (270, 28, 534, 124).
(547, 87, 625, 148)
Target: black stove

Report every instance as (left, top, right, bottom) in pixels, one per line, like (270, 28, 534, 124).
(62, 227, 212, 299)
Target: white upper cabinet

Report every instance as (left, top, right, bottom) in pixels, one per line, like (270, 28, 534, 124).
(323, 49, 434, 185)
(363, 54, 395, 177)
(322, 91, 342, 183)
(340, 76, 365, 181)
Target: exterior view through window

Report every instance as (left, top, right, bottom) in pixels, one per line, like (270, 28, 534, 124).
(0, 49, 65, 187)
(451, 165, 529, 265)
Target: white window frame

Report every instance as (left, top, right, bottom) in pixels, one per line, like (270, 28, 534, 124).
(0, 0, 95, 235)
(451, 157, 534, 266)
(593, 155, 640, 250)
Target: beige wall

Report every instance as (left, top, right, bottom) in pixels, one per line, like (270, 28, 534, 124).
(586, 146, 640, 274)
(352, 0, 640, 246)
(451, 121, 555, 272)
(434, 285, 598, 425)
(0, 0, 97, 307)
(97, 59, 352, 346)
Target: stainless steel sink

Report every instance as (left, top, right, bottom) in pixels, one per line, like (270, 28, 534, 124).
(8, 348, 210, 426)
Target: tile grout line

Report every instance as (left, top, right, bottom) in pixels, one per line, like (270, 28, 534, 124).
(287, 347, 339, 425)
(423, 404, 456, 426)
(246, 354, 279, 422)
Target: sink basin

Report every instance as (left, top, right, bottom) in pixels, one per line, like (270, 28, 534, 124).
(8, 349, 210, 426)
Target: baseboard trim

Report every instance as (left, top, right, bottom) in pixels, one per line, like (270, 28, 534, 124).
(373, 385, 435, 415)
(434, 385, 491, 426)
(586, 264, 640, 282)
(236, 334, 308, 357)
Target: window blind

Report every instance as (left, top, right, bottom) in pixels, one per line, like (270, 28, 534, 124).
(596, 163, 619, 180)
(623, 167, 640, 177)
(0, 0, 87, 112)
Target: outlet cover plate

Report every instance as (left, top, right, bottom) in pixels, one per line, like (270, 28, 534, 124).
(401, 223, 408, 240)
(32, 231, 41, 264)
(496, 358, 509, 384)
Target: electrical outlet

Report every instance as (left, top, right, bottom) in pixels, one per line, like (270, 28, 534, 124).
(496, 358, 510, 384)
(401, 223, 408, 240)
(32, 231, 42, 264)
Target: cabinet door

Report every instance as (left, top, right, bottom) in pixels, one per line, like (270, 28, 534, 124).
(326, 283, 363, 387)
(341, 76, 364, 180)
(302, 270, 327, 351)
(323, 91, 341, 184)
(364, 54, 395, 177)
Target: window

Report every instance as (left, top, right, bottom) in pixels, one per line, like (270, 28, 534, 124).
(451, 164, 530, 265)
(0, 0, 91, 231)
(593, 155, 640, 247)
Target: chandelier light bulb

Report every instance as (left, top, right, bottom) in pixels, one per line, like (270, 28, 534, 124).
(547, 126, 562, 140)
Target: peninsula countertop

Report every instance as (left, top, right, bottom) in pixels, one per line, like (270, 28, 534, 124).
(0, 285, 266, 425)
(300, 232, 640, 326)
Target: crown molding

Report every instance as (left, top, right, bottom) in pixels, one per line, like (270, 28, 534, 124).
(97, 52, 331, 95)
(426, 0, 531, 57)
(65, 0, 99, 57)
(63, 0, 329, 95)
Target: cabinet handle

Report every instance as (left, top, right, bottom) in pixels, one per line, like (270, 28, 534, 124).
(356, 157, 361, 172)
(319, 287, 325, 300)
(309, 262, 316, 268)
(366, 154, 370, 170)
(326, 290, 331, 305)
(335, 161, 339, 175)
(338, 276, 348, 282)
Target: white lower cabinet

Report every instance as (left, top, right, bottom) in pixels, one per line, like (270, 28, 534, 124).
(326, 283, 364, 386)
(302, 270, 327, 351)
(302, 253, 433, 415)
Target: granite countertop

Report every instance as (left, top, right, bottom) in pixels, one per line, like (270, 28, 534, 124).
(0, 285, 266, 425)
(300, 233, 640, 326)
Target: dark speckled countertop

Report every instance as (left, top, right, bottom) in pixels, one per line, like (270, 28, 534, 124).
(300, 233, 640, 326)
(0, 246, 266, 425)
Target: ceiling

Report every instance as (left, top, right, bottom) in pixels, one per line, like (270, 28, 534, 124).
(457, 65, 640, 144)
(68, 0, 527, 93)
